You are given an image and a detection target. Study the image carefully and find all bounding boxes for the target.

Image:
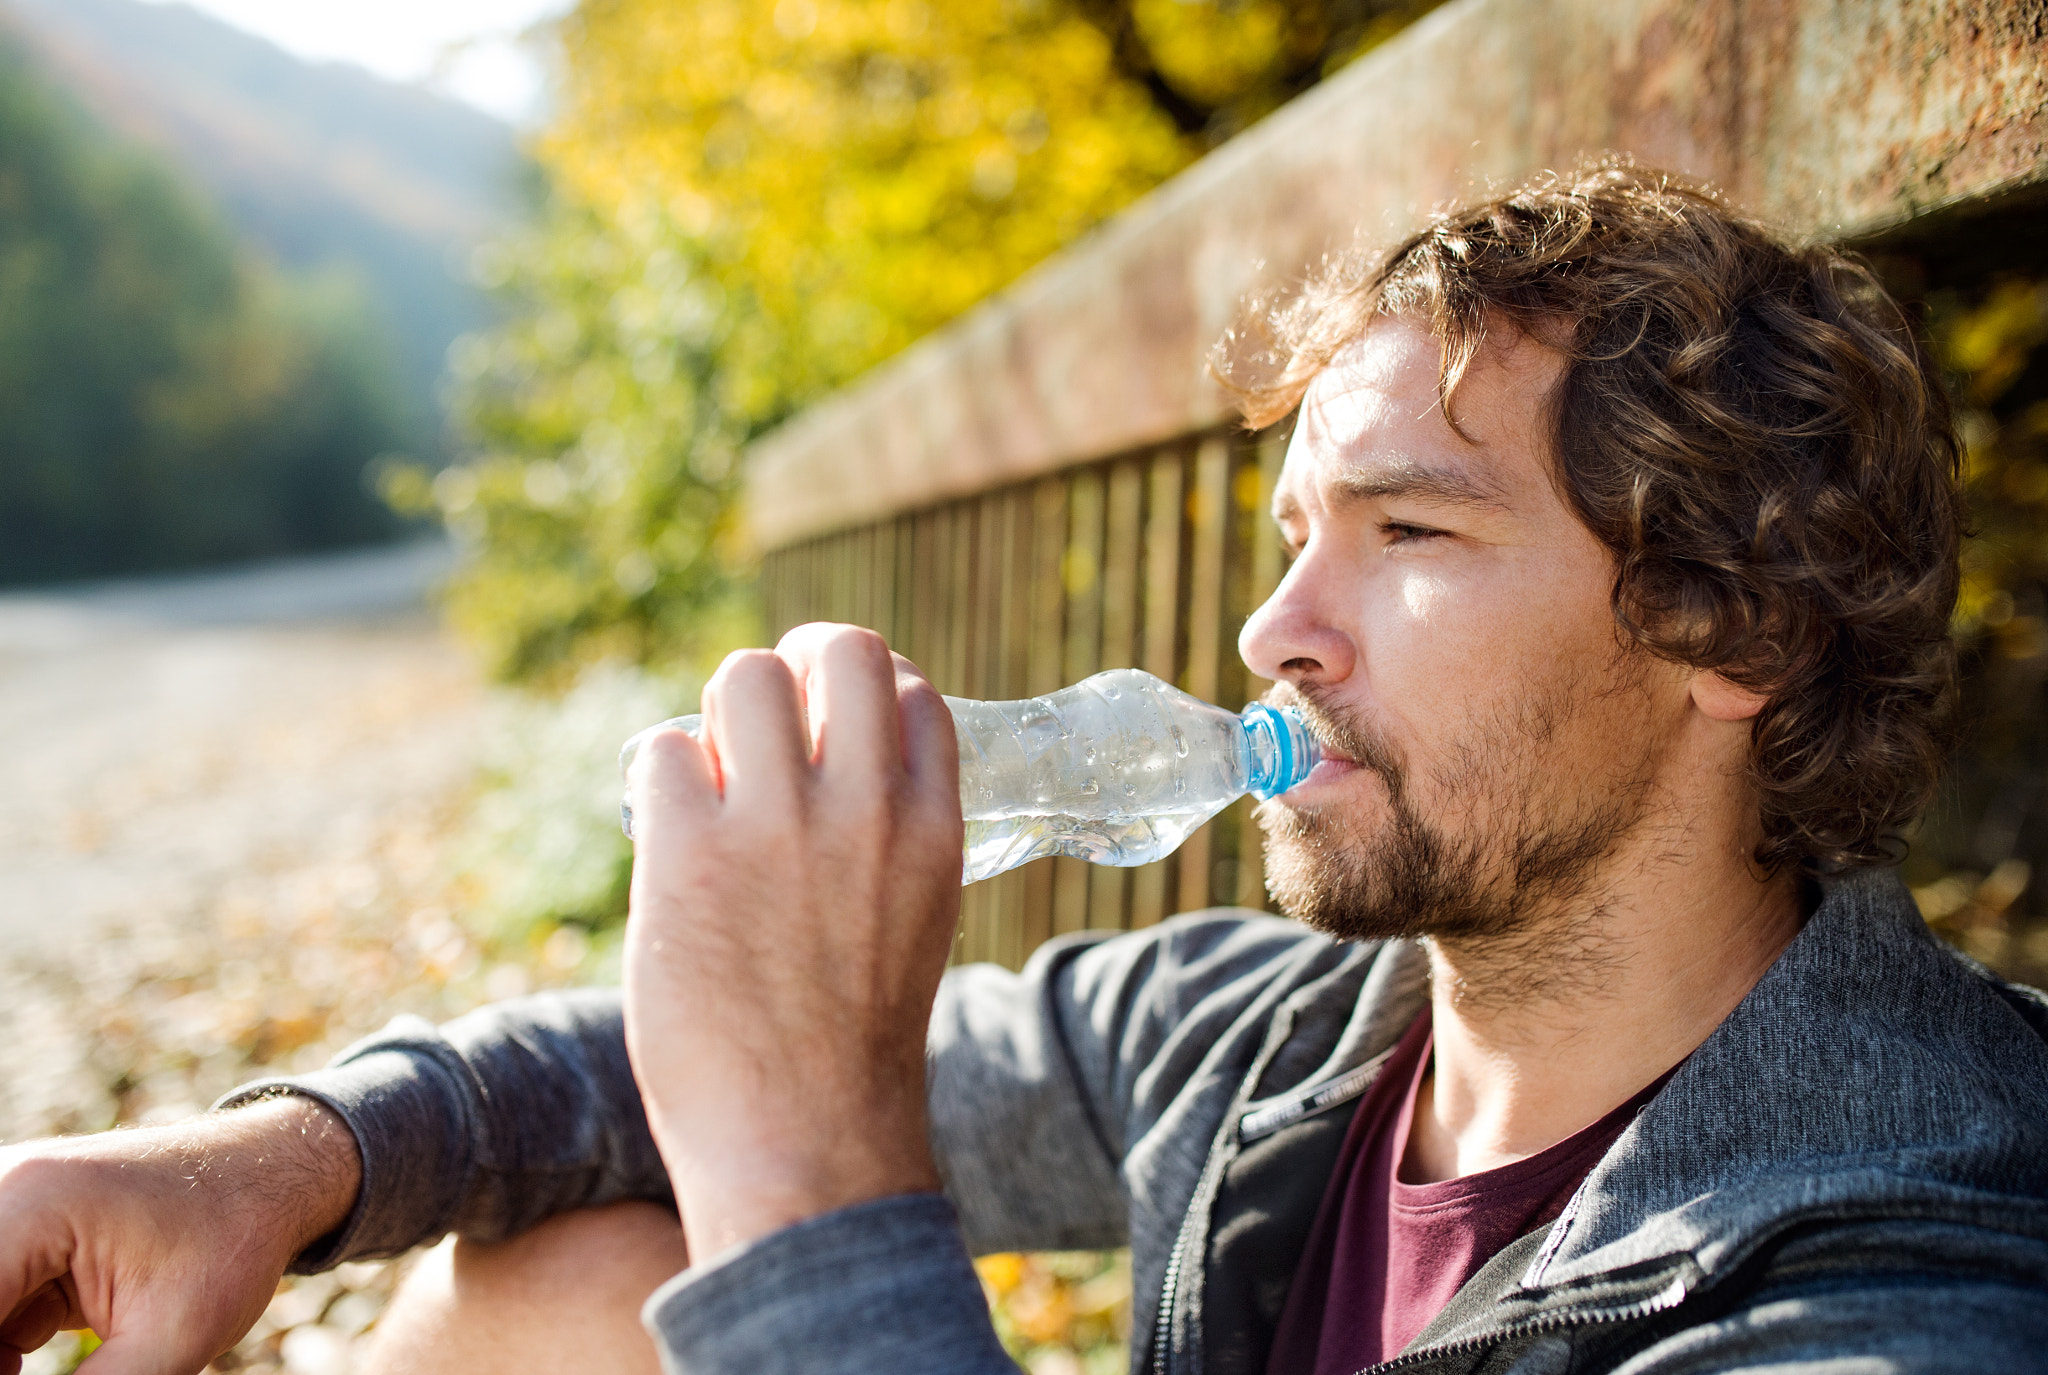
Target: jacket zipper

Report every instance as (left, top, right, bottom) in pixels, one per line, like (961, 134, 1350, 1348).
(1150, 1071, 1250, 1375)
(1148, 944, 1419, 1375)
(1151, 1209, 1192, 1374)
(1150, 987, 1321, 1375)
(1352, 1272, 1692, 1374)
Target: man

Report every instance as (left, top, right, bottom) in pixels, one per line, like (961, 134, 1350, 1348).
(4, 163, 2046, 1375)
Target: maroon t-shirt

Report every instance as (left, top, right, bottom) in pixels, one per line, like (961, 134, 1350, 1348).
(1264, 1011, 1677, 1374)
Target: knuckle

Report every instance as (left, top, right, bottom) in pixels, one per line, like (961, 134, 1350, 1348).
(820, 625, 893, 676)
(719, 647, 787, 682)
(640, 729, 697, 770)
(774, 619, 837, 649)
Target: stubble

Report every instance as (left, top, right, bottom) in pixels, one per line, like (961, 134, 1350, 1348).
(1256, 665, 1662, 977)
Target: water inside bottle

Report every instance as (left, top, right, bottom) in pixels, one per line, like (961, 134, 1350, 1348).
(617, 668, 1314, 884)
(961, 803, 1234, 883)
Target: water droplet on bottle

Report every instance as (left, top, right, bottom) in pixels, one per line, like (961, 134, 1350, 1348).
(1170, 726, 1189, 758)
(1174, 776, 1187, 796)
(1082, 778, 1099, 795)
(1083, 746, 1096, 765)
(1123, 781, 1137, 797)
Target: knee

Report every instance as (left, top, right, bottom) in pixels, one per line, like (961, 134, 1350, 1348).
(452, 1199, 690, 1299)
(361, 1202, 687, 1375)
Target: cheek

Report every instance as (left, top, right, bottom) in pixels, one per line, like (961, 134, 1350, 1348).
(1356, 558, 1617, 740)
(1360, 565, 1496, 670)
(1348, 569, 1483, 735)
(1399, 570, 1447, 621)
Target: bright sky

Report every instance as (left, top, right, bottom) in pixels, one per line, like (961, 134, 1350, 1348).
(150, 0, 576, 124)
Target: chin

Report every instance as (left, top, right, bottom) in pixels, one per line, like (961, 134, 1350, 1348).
(1254, 792, 1516, 947)
(1255, 799, 1426, 944)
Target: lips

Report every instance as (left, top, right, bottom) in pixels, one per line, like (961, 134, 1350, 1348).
(1296, 754, 1360, 792)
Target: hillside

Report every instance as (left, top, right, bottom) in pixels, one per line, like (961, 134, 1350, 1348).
(0, 0, 531, 454)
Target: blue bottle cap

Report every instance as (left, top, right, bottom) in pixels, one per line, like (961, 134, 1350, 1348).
(1240, 702, 1320, 800)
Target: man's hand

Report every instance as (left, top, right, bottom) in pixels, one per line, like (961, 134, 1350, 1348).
(622, 623, 964, 1262)
(0, 1096, 361, 1375)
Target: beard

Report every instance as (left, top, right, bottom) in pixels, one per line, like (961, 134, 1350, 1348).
(1257, 671, 1660, 949)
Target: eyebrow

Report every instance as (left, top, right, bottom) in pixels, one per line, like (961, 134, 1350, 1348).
(1330, 458, 1512, 512)
(1271, 458, 1514, 525)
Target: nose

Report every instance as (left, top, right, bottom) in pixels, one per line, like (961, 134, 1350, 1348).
(1238, 551, 1356, 689)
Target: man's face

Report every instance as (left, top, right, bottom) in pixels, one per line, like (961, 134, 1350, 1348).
(1239, 317, 1695, 945)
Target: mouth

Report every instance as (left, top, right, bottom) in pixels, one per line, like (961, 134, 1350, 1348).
(1261, 688, 1385, 798)
(1296, 753, 1361, 792)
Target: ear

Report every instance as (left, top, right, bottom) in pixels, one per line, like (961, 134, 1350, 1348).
(1690, 669, 1768, 723)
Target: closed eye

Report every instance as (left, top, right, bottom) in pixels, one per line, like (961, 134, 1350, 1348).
(1382, 520, 1450, 545)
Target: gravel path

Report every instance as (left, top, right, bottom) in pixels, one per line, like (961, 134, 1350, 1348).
(0, 542, 478, 952)
(0, 542, 492, 1373)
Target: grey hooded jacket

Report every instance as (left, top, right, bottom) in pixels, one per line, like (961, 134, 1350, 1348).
(227, 868, 2048, 1373)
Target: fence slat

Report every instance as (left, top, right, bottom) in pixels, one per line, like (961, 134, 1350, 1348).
(1233, 430, 1290, 910)
(1126, 448, 1187, 929)
(1175, 438, 1232, 911)
(1091, 457, 1146, 929)
(773, 430, 1270, 965)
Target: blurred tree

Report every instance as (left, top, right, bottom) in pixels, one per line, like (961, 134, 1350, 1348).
(0, 33, 414, 582)
(1089, 0, 1452, 143)
(421, 0, 1446, 682)
(383, 200, 752, 682)
(1899, 256, 2048, 987)
(546, 0, 1446, 422)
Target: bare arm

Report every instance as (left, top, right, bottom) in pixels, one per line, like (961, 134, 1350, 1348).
(0, 1096, 359, 1375)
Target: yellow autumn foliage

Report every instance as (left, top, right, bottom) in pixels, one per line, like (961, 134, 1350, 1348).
(544, 0, 1191, 419)
(415, 0, 1448, 683)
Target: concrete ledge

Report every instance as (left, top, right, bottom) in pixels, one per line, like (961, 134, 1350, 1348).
(746, 0, 2048, 551)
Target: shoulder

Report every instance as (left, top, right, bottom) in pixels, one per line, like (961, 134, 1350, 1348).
(944, 907, 1362, 1033)
(1614, 1216, 2048, 1374)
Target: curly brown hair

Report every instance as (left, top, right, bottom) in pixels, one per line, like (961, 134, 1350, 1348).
(1216, 159, 1963, 875)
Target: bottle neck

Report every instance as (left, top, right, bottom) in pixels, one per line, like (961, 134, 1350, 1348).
(1239, 702, 1318, 800)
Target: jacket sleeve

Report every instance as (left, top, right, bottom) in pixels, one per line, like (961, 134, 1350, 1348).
(214, 986, 667, 1270)
(641, 1194, 1019, 1375)
(216, 910, 1325, 1271)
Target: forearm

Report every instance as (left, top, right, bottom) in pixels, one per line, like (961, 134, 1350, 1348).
(219, 987, 670, 1269)
(0, 1095, 368, 1367)
(203, 1094, 363, 1262)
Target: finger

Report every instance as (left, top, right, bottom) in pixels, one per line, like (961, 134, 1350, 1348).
(778, 625, 902, 786)
(700, 648, 811, 813)
(894, 654, 963, 838)
(0, 1229, 70, 1361)
(770, 622, 831, 754)
(0, 1281, 71, 1355)
(626, 726, 721, 851)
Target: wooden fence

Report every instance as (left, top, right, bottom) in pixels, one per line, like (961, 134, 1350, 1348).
(745, 0, 2047, 969)
(761, 428, 1286, 964)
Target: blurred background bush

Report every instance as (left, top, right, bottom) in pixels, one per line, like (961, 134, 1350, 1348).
(401, 0, 1452, 686)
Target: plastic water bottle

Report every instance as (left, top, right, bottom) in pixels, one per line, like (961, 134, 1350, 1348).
(618, 668, 1318, 884)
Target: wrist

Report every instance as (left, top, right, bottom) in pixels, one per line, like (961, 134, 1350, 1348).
(214, 1094, 363, 1259)
(651, 1104, 941, 1259)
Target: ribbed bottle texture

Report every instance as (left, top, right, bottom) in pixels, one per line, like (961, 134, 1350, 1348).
(619, 668, 1318, 884)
